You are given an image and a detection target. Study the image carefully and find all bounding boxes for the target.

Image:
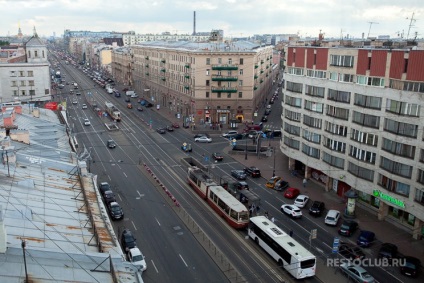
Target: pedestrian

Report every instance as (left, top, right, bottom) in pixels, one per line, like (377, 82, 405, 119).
(303, 178, 307, 188)
(264, 211, 269, 219)
(271, 217, 275, 223)
(289, 230, 293, 237)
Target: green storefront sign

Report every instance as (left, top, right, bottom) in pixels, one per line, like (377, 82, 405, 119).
(373, 190, 405, 209)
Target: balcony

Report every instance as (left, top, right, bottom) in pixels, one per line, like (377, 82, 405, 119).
(212, 64, 238, 70)
(211, 75, 238, 81)
(145, 64, 149, 68)
(211, 87, 237, 93)
(260, 79, 263, 83)
(160, 68, 166, 72)
(145, 72, 149, 76)
(260, 70, 264, 74)
(184, 86, 190, 90)
(161, 59, 166, 63)
(254, 86, 258, 90)
(254, 64, 259, 69)
(145, 56, 149, 60)
(184, 74, 190, 79)
(261, 60, 264, 64)
(254, 75, 258, 79)
(161, 78, 166, 81)
(185, 64, 190, 68)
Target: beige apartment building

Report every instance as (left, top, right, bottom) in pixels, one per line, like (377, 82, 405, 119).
(126, 41, 275, 125)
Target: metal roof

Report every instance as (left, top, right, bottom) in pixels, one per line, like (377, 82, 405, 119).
(135, 40, 269, 52)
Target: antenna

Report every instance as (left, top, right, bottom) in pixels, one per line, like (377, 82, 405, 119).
(406, 12, 416, 40)
(367, 21, 379, 38)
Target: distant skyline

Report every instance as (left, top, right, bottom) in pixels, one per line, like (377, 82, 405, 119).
(1, 0, 423, 40)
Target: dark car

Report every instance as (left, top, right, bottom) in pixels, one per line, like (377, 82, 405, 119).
(107, 201, 124, 220)
(166, 125, 174, 131)
(244, 166, 261, 178)
(378, 243, 398, 262)
(274, 179, 289, 191)
(107, 140, 116, 149)
(172, 122, 180, 128)
(99, 182, 111, 196)
(309, 201, 325, 216)
(357, 230, 375, 248)
(114, 91, 121, 97)
(103, 190, 116, 205)
(125, 97, 130, 102)
(338, 220, 358, 236)
(121, 229, 137, 252)
(400, 256, 421, 277)
(338, 242, 366, 260)
(265, 109, 271, 115)
(212, 152, 224, 161)
(231, 170, 247, 180)
(156, 127, 166, 134)
(261, 115, 268, 122)
(233, 181, 249, 191)
(145, 102, 153, 108)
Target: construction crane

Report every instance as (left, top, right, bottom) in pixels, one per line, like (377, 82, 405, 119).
(406, 12, 417, 40)
(367, 21, 379, 38)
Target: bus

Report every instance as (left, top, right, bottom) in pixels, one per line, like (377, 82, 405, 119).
(248, 216, 316, 279)
(187, 167, 249, 229)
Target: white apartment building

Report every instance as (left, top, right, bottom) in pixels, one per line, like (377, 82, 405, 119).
(282, 45, 424, 238)
(123, 32, 210, 46)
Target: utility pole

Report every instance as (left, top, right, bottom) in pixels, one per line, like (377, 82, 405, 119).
(367, 21, 379, 38)
(22, 239, 29, 283)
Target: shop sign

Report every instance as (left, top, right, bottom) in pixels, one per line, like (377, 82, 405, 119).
(372, 190, 405, 209)
(217, 110, 230, 113)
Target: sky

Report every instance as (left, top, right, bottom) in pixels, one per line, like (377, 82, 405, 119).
(1, 0, 423, 40)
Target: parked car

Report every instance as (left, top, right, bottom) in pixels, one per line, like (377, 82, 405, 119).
(127, 103, 133, 109)
(265, 108, 271, 115)
(309, 201, 325, 216)
(222, 131, 238, 138)
(378, 243, 398, 262)
(82, 104, 87, 109)
(266, 176, 282, 189)
(338, 242, 366, 260)
(107, 202, 124, 220)
(72, 100, 78, 105)
(193, 133, 210, 139)
(128, 248, 147, 271)
(244, 166, 261, 178)
(281, 204, 302, 218)
(99, 182, 110, 196)
(274, 179, 289, 191)
(103, 190, 116, 205)
(212, 152, 224, 161)
(120, 229, 137, 252)
(172, 122, 180, 128)
(325, 210, 340, 226)
(83, 119, 91, 126)
(400, 256, 421, 277)
(156, 127, 166, 134)
(261, 115, 268, 122)
(294, 195, 309, 208)
(181, 143, 192, 152)
(195, 136, 212, 143)
(125, 97, 130, 102)
(284, 187, 300, 199)
(231, 170, 247, 180)
(339, 263, 375, 283)
(137, 106, 143, 111)
(357, 230, 375, 248)
(338, 220, 358, 236)
(166, 125, 174, 131)
(107, 140, 116, 149)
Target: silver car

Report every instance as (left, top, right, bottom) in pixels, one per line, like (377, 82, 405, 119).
(340, 263, 375, 283)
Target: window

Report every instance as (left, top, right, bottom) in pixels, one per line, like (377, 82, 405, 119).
(218, 58, 222, 64)
(302, 143, 320, 158)
(28, 51, 31, 58)
(239, 58, 244, 65)
(303, 115, 322, 129)
(354, 93, 381, 109)
(284, 122, 300, 136)
(284, 109, 301, 122)
(206, 69, 210, 75)
(304, 100, 323, 113)
(239, 69, 243, 75)
(286, 81, 303, 93)
(350, 128, 378, 146)
(381, 138, 415, 159)
(326, 105, 349, 120)
(284, 136, 300, 149)
(378, 174, 410, 196)
(339, 73, 354, 82)
(287, 67, 304, 75)
(29, 89, 35, 96)
(11, 81, 17, 87)
(228, 58, 232, 64)
(380, 156, 412, 178)
(415, 188, 424, 205)
(348, 162, 374, 181)
(217, 93, 221, 98)
(20, 81, 26, 86)
(206, 80, 210, 86)
(239, 80, 243, 86)
(329, 72, 338, 81)
(206, 58, 210, 65)
(42, 50, 45, 58)
(34, 51, 38, 57)
(27, 71, 33, 77)
(352, 111, 380, 128)
(330, 55, 354, 67)
(28, 80, 35, 86)
(206, 92, 209, 98)
(303, 129, 321, 144)
(349, 146, 376, 164)
(357, 76, 385, 87)
(386, 99, 420, 117)
(383, 118, 418, 138)
(306, 69, 326, 78)
(327, 89, 350, 103)
(285, 96, 302, 107)
(305, 85, 324, 97)
(324, 137, 346, 153)
(322, 152, 345, 169)
(238, 92, 242, 98)
(19, 71, 24, 77)
(325, 121, 347, 137)
(227, 93, 231, 98)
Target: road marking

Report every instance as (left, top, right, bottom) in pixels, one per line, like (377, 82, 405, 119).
(117, 194, 122, 201)
(156, 218, 161, 226)
(131, 221, 137, 231)
(136, 190, 143, 198)
(151, 260, 159, 273)
(179, 254, 188, 267)
(123, 172, 128, 178)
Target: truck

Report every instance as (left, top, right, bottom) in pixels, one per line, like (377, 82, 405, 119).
(105, 102, 121, 122)
(126, 90, 136, 97)
(106, 85, 113, 94)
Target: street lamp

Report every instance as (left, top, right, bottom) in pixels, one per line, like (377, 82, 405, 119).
(272, 146, 276, 177)
(245, 139, 248, 160)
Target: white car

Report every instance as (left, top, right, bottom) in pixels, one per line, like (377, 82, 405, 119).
(281, 204, 302, 218)
(340, 263, 375, 283)
(83, 119, 91, 126)
(130, 94, 139, 98)
(294, 195, 309, 208)
(325, 210, 341, 226)
(72, 100, 78, 105)
(222, 130, 238, 138)
(195, 136, 212, 143)
(82, 104, 87, 109)
(128, 248, 147, 271)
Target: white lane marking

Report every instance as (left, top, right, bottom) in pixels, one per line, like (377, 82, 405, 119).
(136, 190, 142, 199)
(117, 194, 122, 201)
(131, 221, 137, 231)
(179, 254, 188, 267)
(151, 260, 159, 273)
(123, 172, 128, 178)
(156, 218, 161, 226)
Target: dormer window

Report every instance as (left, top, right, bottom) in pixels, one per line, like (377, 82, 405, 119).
(35, 51, 38, 57)
(28, 51, 31, 58)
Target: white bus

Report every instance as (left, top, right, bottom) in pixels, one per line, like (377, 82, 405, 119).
(248, 216, 316, 279)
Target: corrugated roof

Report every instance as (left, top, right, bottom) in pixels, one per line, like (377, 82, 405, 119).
(135, 40, 266, 52)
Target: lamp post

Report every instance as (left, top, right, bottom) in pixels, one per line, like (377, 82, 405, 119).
(272, 146, 276, 177)
(245, 139, 248, 160)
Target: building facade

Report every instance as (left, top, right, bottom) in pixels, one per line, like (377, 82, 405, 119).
(127, 41, 275, 125)
(282, 46, 424, 238)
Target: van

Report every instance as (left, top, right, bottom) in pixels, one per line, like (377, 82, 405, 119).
(126, 90, 135, 96)
(325, 210, 340, 226)
(245, 123, 263, 132)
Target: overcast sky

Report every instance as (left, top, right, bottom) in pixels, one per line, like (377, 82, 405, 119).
(1, 0, 422, 40)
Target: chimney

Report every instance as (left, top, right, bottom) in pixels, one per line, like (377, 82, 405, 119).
(0, 207, 6, 253)
(193, 11, 196, 36)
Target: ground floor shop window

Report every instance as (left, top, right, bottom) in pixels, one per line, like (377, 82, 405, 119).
(389, 207, 415, 226)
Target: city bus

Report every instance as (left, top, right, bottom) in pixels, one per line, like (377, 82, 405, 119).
(248, 216, 316, 279)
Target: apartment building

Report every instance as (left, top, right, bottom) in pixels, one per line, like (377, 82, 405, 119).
(128, 41, 275, 125)
(282, 46, 424, 238)
(122, 31, 210, 46)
